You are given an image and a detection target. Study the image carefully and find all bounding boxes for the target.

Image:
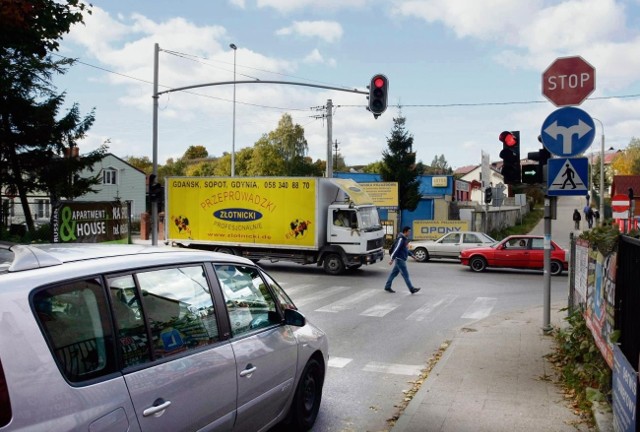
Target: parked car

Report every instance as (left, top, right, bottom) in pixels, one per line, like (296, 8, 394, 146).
(459, 235, 568, 275)
(0, 243, 328, 432)
(408, 231, 496, 262)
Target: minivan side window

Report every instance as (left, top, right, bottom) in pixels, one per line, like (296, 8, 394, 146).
(107, 275, 151, 368)
(33, 279, 116, 383)
(136, 265, 220, 360)
(214, 265, 280, 337)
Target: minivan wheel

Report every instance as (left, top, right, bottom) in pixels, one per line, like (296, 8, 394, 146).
(469, 256, 487, 272)
(287, 358, 324, 431)
(550, 260, 563, 276)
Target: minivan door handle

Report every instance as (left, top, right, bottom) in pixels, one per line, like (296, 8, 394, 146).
(240, 364, 257, 377)
(143, 399, 172, 417)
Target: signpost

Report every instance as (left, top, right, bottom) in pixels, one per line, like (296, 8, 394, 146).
(540, 55, 596, 333)
(542, 56, 595, 107)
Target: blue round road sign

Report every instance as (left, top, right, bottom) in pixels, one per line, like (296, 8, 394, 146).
(540, 107, 595, 157)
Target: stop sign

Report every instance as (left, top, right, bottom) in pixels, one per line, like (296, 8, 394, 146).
(542, 56, 595, 106)
(612, 194, 630, 213)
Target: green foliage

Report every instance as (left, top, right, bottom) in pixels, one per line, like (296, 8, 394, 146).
(578, 224, 620, 256)
(379, 115, 422, 214)
(422, 154, 453, 175)
(489, 208, 544, 240)
(550, 308, 611, 416)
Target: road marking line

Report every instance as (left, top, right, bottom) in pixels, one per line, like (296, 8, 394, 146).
(328, 357, 352, 368)
(362, 361, 423, 376)
(360, 301, 401, 317)
(406, 294, 458, 322)
(461, 297, 497, 319)
(315, 290, 378, 313)
(292, 285, 346, 308)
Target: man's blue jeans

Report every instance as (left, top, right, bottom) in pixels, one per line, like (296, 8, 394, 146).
(385, 259, 415, 291)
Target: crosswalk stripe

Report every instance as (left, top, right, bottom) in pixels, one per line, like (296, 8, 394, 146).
(292, 285, 347, 308)
(406, 294, 458, 322)
(315, 290, 378, 313)
(461, 297, 497, 319)
(328, 357, 353, 368)
(362, 361, 423, 376)
(360, 301, 401, 317)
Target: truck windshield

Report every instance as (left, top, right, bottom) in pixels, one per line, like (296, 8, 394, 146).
(358, 206, 381, 231)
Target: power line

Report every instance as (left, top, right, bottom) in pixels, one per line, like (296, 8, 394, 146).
(51, 53, 640, 110)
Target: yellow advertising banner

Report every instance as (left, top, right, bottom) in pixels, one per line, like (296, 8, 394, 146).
(413, 220, 469, 240)
(167, 177, 318, 247)
(357, 182, 399, 208)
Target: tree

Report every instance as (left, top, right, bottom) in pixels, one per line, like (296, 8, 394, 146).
(379, 115, 422, 219)
(183, 145, 208, 160)
(124, 155, 153, 174)
(1, 0, 106, 232)
(611, 138, 640, 175)
(247, 113, 320, 176)
(423, 154, 453, 175)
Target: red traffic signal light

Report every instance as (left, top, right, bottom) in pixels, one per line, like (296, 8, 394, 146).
(368, 74, 388, 118)
(499, 131, 518, 147)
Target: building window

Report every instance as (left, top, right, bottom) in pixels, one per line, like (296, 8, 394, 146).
(35, 199, 50, 219)
(103, 168, 118, 185)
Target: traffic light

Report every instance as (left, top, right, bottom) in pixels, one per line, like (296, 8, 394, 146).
(524, 147, 551, 184)
(499, 130, 521, 185)
(484, 187, 493, 204)
(148, 174, 164, 203)
(368, 74, 388, 118)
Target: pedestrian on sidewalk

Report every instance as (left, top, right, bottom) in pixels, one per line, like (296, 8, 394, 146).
(594, 208, 600, 226)
(573, 209, 581, 230)
(584, 205, 594, 228)
(385, 226, 421, 294)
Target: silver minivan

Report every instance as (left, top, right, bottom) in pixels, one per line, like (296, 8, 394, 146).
(0, 243, 328, 431)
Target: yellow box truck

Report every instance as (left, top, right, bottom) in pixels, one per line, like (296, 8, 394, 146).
(164, 177, 385, 274)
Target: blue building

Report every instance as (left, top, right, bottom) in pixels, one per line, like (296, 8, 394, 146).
(334, 172, 454, 230)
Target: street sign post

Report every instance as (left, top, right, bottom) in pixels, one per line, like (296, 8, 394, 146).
(612, 194, 631, 219)
(540, 107, 595, 157)
(542, 56, 595, 106)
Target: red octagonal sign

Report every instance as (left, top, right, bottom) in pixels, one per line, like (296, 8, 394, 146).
(542, 56, 595, 106)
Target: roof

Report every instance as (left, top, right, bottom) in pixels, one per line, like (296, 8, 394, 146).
(454, 165, 478, 175)
(611, 175, 640, 198)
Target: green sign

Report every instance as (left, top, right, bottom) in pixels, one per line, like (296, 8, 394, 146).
(53, 201, 131, 244)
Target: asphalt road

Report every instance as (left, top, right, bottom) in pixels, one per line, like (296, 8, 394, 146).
(264, 256, 570, 432)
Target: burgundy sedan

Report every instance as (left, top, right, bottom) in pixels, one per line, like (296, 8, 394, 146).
(459, 235, 568, 275)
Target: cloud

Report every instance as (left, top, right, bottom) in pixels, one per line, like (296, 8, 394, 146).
(228, 0, 246, 8)
(257, 0, 367, 13)
(302, 49, 337, 66)
(276, 21, 343, 43)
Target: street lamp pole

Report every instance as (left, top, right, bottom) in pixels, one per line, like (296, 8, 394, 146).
(230, 43, 237, 177)
(593, 117, 605, 226)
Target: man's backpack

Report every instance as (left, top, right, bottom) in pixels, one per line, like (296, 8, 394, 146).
(388, 236, 401, 255)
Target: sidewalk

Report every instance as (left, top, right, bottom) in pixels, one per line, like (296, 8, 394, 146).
(390, 196, 608, 432)
(390, 304, 594, 432)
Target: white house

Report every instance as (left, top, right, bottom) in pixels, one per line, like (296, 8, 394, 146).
(3, 153, 146, 227)
(455, 165, 504, 203)
(76, 153, 146, 219)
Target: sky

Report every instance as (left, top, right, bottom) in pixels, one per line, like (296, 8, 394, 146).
(54, 0, 640, 172)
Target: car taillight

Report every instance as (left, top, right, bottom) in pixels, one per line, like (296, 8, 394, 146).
(0, 357, 11, 427)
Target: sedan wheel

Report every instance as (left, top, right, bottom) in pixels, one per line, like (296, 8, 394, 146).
(413, 247, 429, 262)
(550, 260, 563, 276)
(469, 256, 487, 272)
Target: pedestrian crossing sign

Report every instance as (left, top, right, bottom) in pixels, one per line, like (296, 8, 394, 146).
(547, 157, 589, 196)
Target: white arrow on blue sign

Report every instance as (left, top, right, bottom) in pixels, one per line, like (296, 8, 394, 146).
(540, 107, 595, 157)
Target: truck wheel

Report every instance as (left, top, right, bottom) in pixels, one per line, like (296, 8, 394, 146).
(323, 254, 345, 275)
(216, 247, 235, 255)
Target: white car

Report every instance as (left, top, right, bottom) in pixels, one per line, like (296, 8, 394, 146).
(409, 231, 496, 262)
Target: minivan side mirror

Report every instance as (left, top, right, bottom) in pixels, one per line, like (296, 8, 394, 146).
(284, 308, 306, 327)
